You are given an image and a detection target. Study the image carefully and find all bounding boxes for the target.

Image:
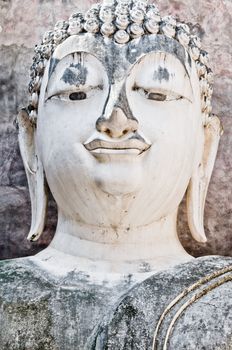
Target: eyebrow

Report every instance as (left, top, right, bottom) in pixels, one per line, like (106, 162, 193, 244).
(132, 54, 193, 100)
(126, 35, 191, 77)
(130, 35, 187, 64)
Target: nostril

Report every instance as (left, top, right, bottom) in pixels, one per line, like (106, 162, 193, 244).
(96, 117, 106, 131)
(96, 110, 139, 138)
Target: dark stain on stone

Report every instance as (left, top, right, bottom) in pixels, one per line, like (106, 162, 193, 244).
(0, 78, 15, 100)
(108, 42, 129, 85)
(99, 83, 136, 123)
(124, 303, 137, 319)
(139, 261, 151, 273)
(61, 63, 88, 86)
(153, 66, 170, 82)
(129, 133, 146, 143)
(48, 57, 59, 80)
(189, 22, 205, 39)
(126, 39, 143, 63)
(187, 52, 192, 68)
(114, 85, 136, 121)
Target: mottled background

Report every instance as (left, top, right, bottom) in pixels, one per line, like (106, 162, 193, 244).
(0, 0, 231, 260)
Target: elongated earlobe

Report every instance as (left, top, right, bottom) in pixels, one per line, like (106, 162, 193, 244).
(17, 109, 48, 242)
(187, 116, 223, 243)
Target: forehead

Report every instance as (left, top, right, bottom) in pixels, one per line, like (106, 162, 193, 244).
(48, 34, 191, 83)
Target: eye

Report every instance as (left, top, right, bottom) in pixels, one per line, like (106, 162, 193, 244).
(69, 92, 87, 101)
(147, 93, 167, 101)
(134, 87, 184, 102)
(46, 85, 104, 103)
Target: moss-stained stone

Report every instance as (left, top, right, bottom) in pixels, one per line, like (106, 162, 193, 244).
(0, 258, 135, 349)
(0, 260, 55, 350)
(89, 256, 232, 350)
(1, 257, 232, 349)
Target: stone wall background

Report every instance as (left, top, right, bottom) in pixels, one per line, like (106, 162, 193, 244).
(0, 0, 231, 260)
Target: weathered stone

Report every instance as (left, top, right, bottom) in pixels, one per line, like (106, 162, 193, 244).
(0, 45, 32, 125)
(0, 185, 56, 259)
(0, 257, 136, 350)
(90, 256, 232, 350)
(0, 124, 56, 258)
(0, 256, 231, 349)
(0, 1, 232, 349)
(178, 115, 232, 257)
(0, 0, 231, 259)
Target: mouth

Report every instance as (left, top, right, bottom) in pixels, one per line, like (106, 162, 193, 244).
(84, 136, 151, 156)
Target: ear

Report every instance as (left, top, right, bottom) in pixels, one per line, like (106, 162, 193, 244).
(187, 116, 223, 243)
(17, 109, 48, 242)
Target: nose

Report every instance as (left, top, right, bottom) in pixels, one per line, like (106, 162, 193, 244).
(96, 108, 138, 139)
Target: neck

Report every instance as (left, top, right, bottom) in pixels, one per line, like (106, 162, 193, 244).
(38, 209, 192, 275)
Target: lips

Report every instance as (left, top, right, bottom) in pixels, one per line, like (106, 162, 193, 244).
(84, 136, 150, 155)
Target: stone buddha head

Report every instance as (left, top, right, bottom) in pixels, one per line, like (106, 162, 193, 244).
(17, 0, 222, 268)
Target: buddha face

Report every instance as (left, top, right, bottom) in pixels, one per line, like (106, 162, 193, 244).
(36, 34, 204, 227)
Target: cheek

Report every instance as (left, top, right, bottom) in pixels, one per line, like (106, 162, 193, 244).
(36, 116, 96, 216)
(129, 92, 201, 149)
(130, 97, 202, 213)
(143, 101, 201, 174)
(36, 93, 107, 162)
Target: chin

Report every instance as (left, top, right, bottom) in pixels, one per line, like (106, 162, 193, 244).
(93, 162, 143, 196)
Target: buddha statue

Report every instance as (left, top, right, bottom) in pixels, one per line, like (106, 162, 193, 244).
(0, 0, 232, 349)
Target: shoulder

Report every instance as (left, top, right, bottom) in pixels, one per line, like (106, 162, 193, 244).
(0, 258, 57, 349)
(0, 257, 55, 316)
(91, 256, 232, 350)
(0, 257, 55, 295)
